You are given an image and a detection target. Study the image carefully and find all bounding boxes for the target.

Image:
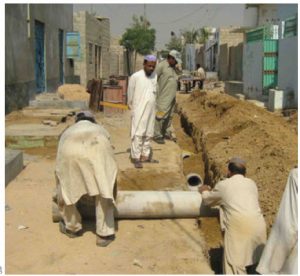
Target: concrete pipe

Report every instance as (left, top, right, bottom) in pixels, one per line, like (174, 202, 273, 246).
(115, 191, 202, 219)
(186, 173, 203, 191)
(181, 150, 193, 160)
(52, 191, 202, 221)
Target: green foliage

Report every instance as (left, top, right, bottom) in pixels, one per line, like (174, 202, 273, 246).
(198, 27, 210, 43)
(120, 15, 156, 55)
(165, 35, 182, 52)
(181, 28, 200, 44)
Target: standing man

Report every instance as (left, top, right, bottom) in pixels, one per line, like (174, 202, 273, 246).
(154, 50, 182, 144)
(55, 111, 118, 247)
(199, 157, 266, 274)
(127, 55, 158, 169)
(193, 63, 206, 90)
(257, 168, 298, 274)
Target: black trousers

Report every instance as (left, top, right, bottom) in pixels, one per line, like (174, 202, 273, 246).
(193, 80, 204, 90)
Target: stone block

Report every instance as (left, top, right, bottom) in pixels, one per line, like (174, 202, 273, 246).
(268, 89, 284, 112)
(5, 148, 24, 186)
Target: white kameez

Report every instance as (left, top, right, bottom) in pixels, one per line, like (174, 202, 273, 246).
(202, 174, 267, 274)
(257, 168, 298, 275)
(127, 69, 157, 159)
(55, 120, 118, 206)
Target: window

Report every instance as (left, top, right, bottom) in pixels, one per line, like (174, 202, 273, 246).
(89, 43, 93, 64)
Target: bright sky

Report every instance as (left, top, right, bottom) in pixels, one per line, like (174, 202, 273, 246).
(73, 4, 246, 49)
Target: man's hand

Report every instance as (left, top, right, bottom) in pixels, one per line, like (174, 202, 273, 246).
(199, 185, 211, 193)
(175, 63, 182, 71)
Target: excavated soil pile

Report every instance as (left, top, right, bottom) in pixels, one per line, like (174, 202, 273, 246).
(57, 84, 90, 101)
(177, 91, 297, 230)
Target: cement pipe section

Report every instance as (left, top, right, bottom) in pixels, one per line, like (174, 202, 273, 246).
(186, 173, 203, 191)
(52, 191, 203, 221)
(115, 191, 202, 219)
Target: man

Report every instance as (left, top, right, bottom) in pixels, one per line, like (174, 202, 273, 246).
(256, 168, 298, 274)
(127, 55, 158, 169)
(199, 157, 266, 274)
(153, 50, 182, 144)
(193, 63, 206, 90)
(55, 111, 118, 247)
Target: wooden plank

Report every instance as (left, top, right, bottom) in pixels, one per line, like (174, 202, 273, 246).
(100, 101, 129, 110)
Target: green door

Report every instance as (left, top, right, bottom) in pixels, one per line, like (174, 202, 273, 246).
(263, 40, 278, 95)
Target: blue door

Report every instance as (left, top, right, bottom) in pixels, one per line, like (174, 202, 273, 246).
(34, 20, 45, 93)
(59, 29, 64, 84)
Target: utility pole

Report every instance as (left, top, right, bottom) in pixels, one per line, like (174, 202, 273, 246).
(143, 4, 147, 29)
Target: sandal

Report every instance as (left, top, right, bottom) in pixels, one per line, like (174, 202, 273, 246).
(134, 160, 143, 169)
(59, 221, 81, 238)
(96, 234, 115, 247)
(140, 157, 159, 163)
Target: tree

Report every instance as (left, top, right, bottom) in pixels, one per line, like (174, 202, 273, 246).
(120, 15, 156, 74)
(180, 28, 200, 44)
(180, 27, 211, 45)
(198, 27, 210, 44)
(165, 32, 182, 52)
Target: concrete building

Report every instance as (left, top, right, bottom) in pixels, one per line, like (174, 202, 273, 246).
(109, 36, 127, 76)
(204, 27, 244, 81)
(217, 28, 244, 81)
(73, 11, 110, 87)
(244, 4, 298, 29)
(5, 4, 74, 114)
(243, 4, 297, 108)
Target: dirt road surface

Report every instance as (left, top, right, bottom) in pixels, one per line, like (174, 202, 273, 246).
(5, 104, 213, 274)
(6, 84, 297, 274)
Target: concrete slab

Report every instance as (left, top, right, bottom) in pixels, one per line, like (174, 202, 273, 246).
(5, 148, 23, 186)
(30, 99, 88, 109)
(5, 123, 68, 149)
(29, 92, 88, 109)
(5, 109, 76, 126)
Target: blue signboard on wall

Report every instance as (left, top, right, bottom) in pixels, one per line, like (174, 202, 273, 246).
(66, 32, 80, 59)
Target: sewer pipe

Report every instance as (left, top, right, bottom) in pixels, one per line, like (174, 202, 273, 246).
(115, 191, 202, 219)
(186, 173, 203, 191)
(52, 191, 202, 221)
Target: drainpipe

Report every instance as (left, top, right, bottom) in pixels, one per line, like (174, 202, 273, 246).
(52, 191, 203, 221)
(116, 191, 202, 219)
(27, 4, 31, 39)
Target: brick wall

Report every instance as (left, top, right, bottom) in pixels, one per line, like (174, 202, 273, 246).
(73, 11, 110, 87)
(218, 28, 244, 81)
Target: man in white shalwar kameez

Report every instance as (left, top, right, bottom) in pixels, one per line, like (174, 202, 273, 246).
(127, 55, 158, 169)
(199, 157, 266, 274)
(256, 168, 298, 275)
(55, 111, 118, 247)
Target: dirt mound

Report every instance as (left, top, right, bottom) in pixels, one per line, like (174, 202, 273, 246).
(57, 84, 90, 101)
(177, 91, 298, 230)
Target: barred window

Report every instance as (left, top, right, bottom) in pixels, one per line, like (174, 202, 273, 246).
(89, 43, 93, 64)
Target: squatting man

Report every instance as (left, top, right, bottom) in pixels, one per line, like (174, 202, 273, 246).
(199, 157, 267, 274)
(55, 111, 117, 247)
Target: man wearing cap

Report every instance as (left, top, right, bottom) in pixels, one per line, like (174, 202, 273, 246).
(55, 111, 118, 247)
(199, 157, 266, 274)
(127, 55, 158, 169)
(153, 50, 182, 144)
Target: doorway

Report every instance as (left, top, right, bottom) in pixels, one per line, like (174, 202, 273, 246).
(34, 20, 45, 93)
(59, 29, 64, 84)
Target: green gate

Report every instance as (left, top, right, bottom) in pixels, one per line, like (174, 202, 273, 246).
(263, 40, 278, 95)
(246, 25, 278, 96)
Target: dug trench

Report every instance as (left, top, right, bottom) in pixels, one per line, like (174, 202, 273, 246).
(173, 108, 224, 274)
(174, 89, 297, 273)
